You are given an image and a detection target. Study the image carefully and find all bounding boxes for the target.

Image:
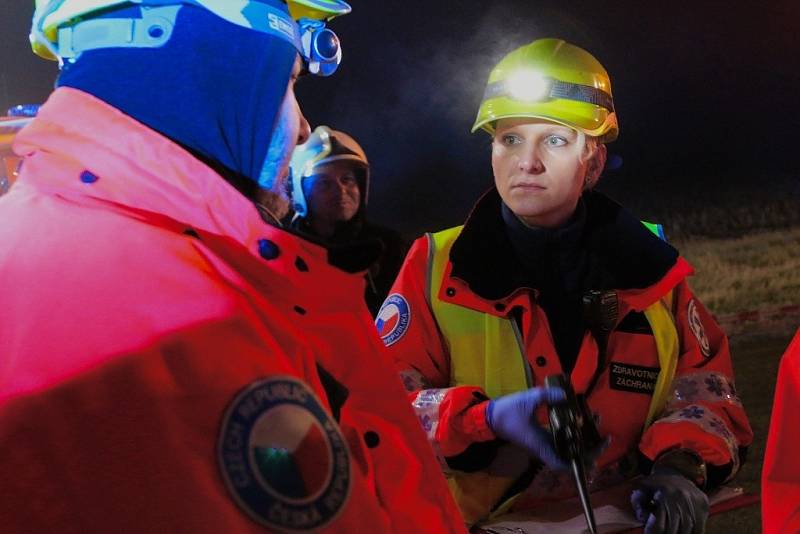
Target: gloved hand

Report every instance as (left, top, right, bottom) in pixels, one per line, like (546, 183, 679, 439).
(485, 387, 567, 470)
(630, 467, 709, 534)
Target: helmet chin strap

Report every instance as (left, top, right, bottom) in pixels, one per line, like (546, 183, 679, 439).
(255, 198, 285, 228)
(255, 169, 291, 227)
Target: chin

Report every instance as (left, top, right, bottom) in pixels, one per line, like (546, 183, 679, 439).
(259, 190, 291, 221)
(506, 201, 543, 219)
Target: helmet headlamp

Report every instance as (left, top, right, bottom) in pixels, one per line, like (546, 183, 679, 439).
(506, 69, 550, 102)
(482, 68, 614, 112)
(298, 19, 341, 76)
(472, 39, 618, 141)
(31, 0, 347, 76)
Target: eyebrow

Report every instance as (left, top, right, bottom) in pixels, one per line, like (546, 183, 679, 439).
(496, 126, 576, 138)
(543, 125, 576, 136)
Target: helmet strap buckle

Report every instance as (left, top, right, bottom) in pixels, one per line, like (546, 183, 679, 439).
(56, 5, 180, 60)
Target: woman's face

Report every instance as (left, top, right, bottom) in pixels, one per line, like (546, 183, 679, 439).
(492, 118, 605, 228)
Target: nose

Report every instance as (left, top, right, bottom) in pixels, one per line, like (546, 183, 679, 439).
(337, 178, 351, 193)
(296, 109, 311, 145)
(331, 179, 352, 201)
(518, 145, 545, 174)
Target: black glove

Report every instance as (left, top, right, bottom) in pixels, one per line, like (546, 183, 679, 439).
(630, 465, 709, 534)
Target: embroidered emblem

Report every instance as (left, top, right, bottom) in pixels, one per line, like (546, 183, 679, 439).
(680, 405, 705, 419)
(708, 417, 734, 440)
(218, 377, 351, 531)
(705, 374, 725, 397)
(668, 372, 743, 410)
(674, 378, 700, 401)
(375, 293, 411, 347)
(419, 414, 434, 432)
(687, 299, 711, 357)
(412, 389, 446, 441)
(609, 362, 660, 395)
(657, 403, 741, 477)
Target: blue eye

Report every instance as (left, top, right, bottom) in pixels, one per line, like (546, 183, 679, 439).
(502, 134, 521, 145)
(545, 135, 567, 146)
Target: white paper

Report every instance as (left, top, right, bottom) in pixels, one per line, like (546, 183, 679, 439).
(475, 483, 744, 534)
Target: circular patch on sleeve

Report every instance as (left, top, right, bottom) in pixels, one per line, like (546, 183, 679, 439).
(218, 376, 351, 531)
(375, 293, 411, 347)
(687, 299, 711, 358)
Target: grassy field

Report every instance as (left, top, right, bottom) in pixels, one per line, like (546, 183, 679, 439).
(673, 227, 800, 315)
(671, 227, 799, 532)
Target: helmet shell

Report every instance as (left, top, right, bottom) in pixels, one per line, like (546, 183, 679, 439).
(289, 125, 368, 217)
(30, 0, 351, 60)
(288, 0, 351, 21)
(472, 38, 618, 142)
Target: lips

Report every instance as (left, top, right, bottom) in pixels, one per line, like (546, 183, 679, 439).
(511, 182, 546, 190)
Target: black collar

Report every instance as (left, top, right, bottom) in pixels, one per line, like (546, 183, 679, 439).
(449, 188, 679, 301)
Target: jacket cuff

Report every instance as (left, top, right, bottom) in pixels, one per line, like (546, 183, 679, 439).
(461, 400, 495, 442)
(434, 388, 496, 457)
(652, 448, 708, 490)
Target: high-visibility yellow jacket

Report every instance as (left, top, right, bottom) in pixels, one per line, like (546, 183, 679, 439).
(376, 188, 753, 525)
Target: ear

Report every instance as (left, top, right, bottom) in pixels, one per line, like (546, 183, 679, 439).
(585, 144, 607, 189)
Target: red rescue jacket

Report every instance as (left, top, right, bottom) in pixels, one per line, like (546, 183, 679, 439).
(377, 188, 753, 519)
(0, 88, 466, 534)
(762, 328, 800, 534)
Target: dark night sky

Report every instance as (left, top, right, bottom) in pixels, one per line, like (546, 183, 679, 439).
(2, 1, 798, 236)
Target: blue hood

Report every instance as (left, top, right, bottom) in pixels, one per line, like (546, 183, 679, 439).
(56, 2, 296, 195)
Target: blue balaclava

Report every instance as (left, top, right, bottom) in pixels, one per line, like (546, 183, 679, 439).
(56, 2, 296, 197)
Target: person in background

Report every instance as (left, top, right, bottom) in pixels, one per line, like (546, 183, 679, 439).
(762, 328, 800, 534)
(289, 125, 409, 314)
(0, 1, 465, 532)
(0, 106, 36, 195)
(377, 38, 752, 532)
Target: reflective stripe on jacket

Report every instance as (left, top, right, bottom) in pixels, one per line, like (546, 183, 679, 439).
(378, 189, 754, 525)
(429, 224, 679, 425)
(427, 224, 680, 520)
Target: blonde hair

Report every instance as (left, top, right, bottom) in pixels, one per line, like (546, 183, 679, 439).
(578, 132, 601, 164)
(579, 134, 604, 190)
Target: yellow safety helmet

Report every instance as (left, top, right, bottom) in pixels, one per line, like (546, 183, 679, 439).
(472, 38, 618, 143)
(31, 0, 351, 73)
(287, 0, 350, 21)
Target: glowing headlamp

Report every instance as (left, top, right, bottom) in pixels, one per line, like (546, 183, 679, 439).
(298, 19, 341, 76)
(506, 69, 550, 101)
(483, 68, 615, 112)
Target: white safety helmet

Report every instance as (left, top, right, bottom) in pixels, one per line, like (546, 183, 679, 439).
(30, 0, 350, 75)
(289, 125, 368, 217)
